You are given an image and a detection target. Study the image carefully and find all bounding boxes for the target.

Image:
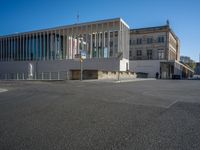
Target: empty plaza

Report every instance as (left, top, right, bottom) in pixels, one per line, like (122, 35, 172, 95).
(0, 80, 200, 150)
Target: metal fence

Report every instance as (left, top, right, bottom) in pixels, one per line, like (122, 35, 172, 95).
(0, 71, 69, 80)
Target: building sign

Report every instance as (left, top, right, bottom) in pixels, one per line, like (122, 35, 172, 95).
(80, 50, 87, 59)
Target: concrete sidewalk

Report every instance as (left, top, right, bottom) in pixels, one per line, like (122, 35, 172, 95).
(115, 78, 156, 83)
(82, 78, 156, 83)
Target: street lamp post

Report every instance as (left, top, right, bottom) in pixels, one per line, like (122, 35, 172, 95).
(75, 35, 86, 81)
(80, 57, 83, 81)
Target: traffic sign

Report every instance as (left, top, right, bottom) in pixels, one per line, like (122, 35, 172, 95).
(80, 50, 87, 59)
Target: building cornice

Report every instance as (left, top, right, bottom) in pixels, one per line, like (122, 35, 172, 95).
(0, 18, 124, 38)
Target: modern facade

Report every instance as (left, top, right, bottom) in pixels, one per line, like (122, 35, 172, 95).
(0, 18, 194, 80)
(0, 18, 130, 61)
(0, 18, 130, 80)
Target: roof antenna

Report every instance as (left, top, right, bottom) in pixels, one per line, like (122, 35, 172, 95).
(77, 11, 80, 24)
(166, 19, 170, 26)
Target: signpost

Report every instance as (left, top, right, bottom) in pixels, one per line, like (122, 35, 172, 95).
(79, 50, 87, 81)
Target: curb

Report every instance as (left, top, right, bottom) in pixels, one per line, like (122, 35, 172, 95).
(115, 78, 156, 83)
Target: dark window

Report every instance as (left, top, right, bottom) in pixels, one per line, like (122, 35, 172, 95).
(92, 34, 95, 39)
(147, 50, 152, 60)
(110, 49, 113, 56)
(136, 38, 142, 45)
(129, 50, 132, 57)
(114, 31, 118, 37)
(110, 41, 113, 47)
(105, 32, 108, 38)
(158, 36, 164, 43)
(110, 32, 113, 38)
(147, 38, 153, 44)
(137, 50, 142, 56)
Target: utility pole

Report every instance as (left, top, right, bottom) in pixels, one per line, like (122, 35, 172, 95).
(80, 57, 83, 81)
(199, 52, 200, 62)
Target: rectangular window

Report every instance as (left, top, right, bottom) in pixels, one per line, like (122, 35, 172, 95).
(110, 41, 113, 47)
(110, 48, 113, 57)
(147, 37, 153, 44)
(147, 50, 152, 60)
(158, 36, 164, 43)
(105, 32, 108, 38)
(136, 50, 142, 56)
(114, 31, 118, 37)
(110, 32, 113, 38)
(129, 50, 132, 57)
(136, 38, 142, 45)
(158, 49, 165, 60)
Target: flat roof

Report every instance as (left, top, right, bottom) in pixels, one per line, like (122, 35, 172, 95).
(0, 18, 129, 38)
(162, 60, 194, 73)
(130, 25, 179, 41)
(131, 25, 169, 32)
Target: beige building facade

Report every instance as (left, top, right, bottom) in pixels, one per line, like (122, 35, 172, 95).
(129, 25, 193, 78)
(129, 25, 180, 61)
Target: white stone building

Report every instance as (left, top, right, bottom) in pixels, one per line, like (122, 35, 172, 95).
(0, 18, 130, 80)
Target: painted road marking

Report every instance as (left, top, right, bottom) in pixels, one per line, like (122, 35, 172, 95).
(0, 88, 8, 93)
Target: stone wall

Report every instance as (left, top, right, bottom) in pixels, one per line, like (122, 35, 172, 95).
(129, 60, 160, 78)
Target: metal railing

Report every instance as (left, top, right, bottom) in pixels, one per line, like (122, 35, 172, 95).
(0, 71, 69, 81)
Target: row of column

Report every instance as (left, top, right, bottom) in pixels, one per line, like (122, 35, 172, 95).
(0, 20, 129, 61)
(0, 31, 65, 61)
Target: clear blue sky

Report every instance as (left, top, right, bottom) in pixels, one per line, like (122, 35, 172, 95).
(0, 0, 199, 61)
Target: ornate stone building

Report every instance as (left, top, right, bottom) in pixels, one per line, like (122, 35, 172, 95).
(129, 24, 193, 78)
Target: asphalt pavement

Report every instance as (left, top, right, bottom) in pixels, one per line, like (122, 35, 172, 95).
(0, 80, 200, 150)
